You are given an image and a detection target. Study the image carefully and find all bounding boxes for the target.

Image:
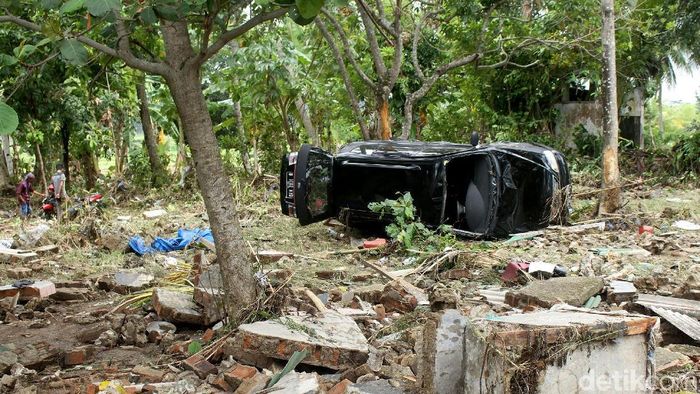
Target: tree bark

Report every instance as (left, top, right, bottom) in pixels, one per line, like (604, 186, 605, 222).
(377, 95, 392, 140)
(657, 78, 664, 139)
(295, 96, 320, 145)
(599, 0, 621, 214)
(35, 144, 48, 192)
(161, 20, 258, 320)
(60, 121, 70, 186)
(2, 135, 13, 178)
(136, 73, 164, 186)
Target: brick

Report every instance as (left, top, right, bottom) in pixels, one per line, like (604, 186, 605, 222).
(211, 375, 233, 392)
(51, 287, 89, 301)
(329, 379, 352, 394)
(183, 354, 217, 379)
(439, 268, 471, 280)
(132, 365, 166, 383)
(167, 341, 191, 355)
(0, 280, 56, 300)
(202, 328, 215, 343)
(62, 345, 95, 366)
(232, 372, 269, 394)
(380, 282, 417, 313)
(223, 364, 258, 390)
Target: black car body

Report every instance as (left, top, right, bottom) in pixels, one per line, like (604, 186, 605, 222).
(280, 140, 571, 238)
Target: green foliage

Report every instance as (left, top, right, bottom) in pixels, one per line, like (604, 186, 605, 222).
(672, 123, 700, 174)
(369, 192, 455, 252)
(59, 39, 87, 65)
(127, 147, 170, 187)
(0, 101, 18, 135)
(187, 340, 202, 355)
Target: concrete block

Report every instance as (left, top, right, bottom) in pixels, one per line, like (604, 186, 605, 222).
(224, 310, 369, 370)
(152, 288, 204, 325)
(505, 277, 604, 308)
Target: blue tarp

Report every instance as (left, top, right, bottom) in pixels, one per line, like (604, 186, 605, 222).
(128, 228, 214, 256)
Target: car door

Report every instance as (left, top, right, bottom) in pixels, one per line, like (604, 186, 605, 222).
(293, 144, 335, 225)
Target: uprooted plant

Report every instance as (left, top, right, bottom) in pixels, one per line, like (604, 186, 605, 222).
(368, 192, 455, 252)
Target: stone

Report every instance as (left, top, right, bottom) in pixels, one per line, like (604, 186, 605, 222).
(142, 209, 166, 219)
(121, 315, 148, 346)
(656, 347, 692, 372)
(193, 287, 224, 325)
(152, 288, 204, 325)
(348, 379, 405, 393)
(183, 354, 218, 379)
(505, 277, 604, 308)
(211, 374, 232, 392)
(99, 272, 154, 295)
(1, 374, 16, 389)
(146, 321, 177, 343)
(7, 268, 32, 279)
(665, 344, 700, 359)
(0, 346, 18, 374)
(132, 365, 166, 383)
(373, 305, 386, 320)
(51, 287, 89, 301)
(223, 364, 258, 390)
(225, 311, 369, 370)
(95, 329, 119, 348)
(100, 232, 127, 252)
(352, 272, 374, 282)
(0, 280, 56, 300)
(256, 250, 294, 263)
(77, 322, 111, 343)
(271, 371, 321, 393)
(607, 280, 638, 304)
(438, 268, 471, 280)
(354, 285, 385, 304)
(62, 345, 95, 367)
(14, 341, 59, 370)
(196, 265, 223, 289)
(316, 268, 348, 280)
(380, 282, 417, 313)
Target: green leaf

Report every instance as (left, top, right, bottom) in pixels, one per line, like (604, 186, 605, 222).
(14, 44, 37, 59)
(289, 7, 316, 25)
(187, 340, 202, 355)
(41, 0, 62, 9)
(60, 0, 85, 14)
(85, 0, 119, 17)
(267, 350, 309, 388)
(139, 6, 158, 24)
(155, 5, 180, 21)
(295, 0, 323, 19)
(59, 39, 88, 65)
(36, 37, 54, 47)
(0, 102, 19, 136)
(0, 54, 18, 66)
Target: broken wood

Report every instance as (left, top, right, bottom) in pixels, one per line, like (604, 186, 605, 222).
(304, 289, 328, 314)
(359, 259, 428, 305)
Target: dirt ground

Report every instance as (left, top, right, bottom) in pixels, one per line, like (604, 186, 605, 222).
(0, 178, 699, 393)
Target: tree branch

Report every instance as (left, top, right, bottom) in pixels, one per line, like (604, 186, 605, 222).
(321, 9, 376, 89)
(356, 0, 396, 39)
(315, 18, 371, 140)
(355, 0, 387, 79)
(199, 7, 289, 64)
(386, 0, 403, 89)
(0, 14, 168, 75)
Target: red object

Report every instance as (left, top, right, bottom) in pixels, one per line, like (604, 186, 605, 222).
(502, 261, 530, 282)
(363, 238, 387, 249)
(638, 225, 653, 235)
(88, 193, 103, 203)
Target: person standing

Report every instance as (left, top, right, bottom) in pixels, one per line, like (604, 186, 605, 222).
(51, 163, 69, 223)
(16, 173, 42, 220)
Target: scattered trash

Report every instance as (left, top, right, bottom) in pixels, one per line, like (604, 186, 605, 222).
(142, 209, 167, 219)
(673, 220, 700, 231)
(128, 228, 214, 256)
(638, 225, 654, 235)
(363, 238, 387, 249)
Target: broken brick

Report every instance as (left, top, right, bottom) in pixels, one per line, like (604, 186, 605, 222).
(183, 353, 217, 379)
(0, 280, 56, 300)
(201, 328, 215, 343)
(132, 365, 166, 383)
(232, 372, 269, 394)
(223, 364, 258, 390)
(329, 379, 352, 394)
(211, 374, 233, 392)
(380, 282, 417, 313)
(439, 268, 471, 280)
(505, 277, 604, 308)
(62, 345, 95, 366)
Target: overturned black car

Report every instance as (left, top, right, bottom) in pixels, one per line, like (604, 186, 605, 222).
(280, 140, 571, 238)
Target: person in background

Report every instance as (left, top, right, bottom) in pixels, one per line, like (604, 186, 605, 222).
(16, 173, 42, 220)
(51, 163, 69, 223)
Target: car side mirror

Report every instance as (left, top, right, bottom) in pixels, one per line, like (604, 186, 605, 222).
(470, 131, 480, 146)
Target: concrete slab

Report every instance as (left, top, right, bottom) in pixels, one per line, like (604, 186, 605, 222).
(224, 310, 369, 370)
(152, 288, 204, 325)
(271, 371, 321, 394)
(505, 276, 604, 308)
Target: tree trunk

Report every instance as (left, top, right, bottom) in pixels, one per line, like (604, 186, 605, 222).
(35, 144, 48, 192)
(2, 135, 13, 178)
(279, 101, 298, 151)
(80, 149, 98, 190)
(657, 78, 664, 140)
(295, 96, 320, 145)
(161, 20, 258, 320)
(136, 74, 164, 186)
(233, 100, 251, 176)
(60, 121, 71, 186)
(599, 0, 621, 214)
(0, 150, 11, 190)
(378, 95, 392, 140)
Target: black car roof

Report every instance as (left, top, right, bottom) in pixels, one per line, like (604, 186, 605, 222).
(337, 140, 475, 159)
